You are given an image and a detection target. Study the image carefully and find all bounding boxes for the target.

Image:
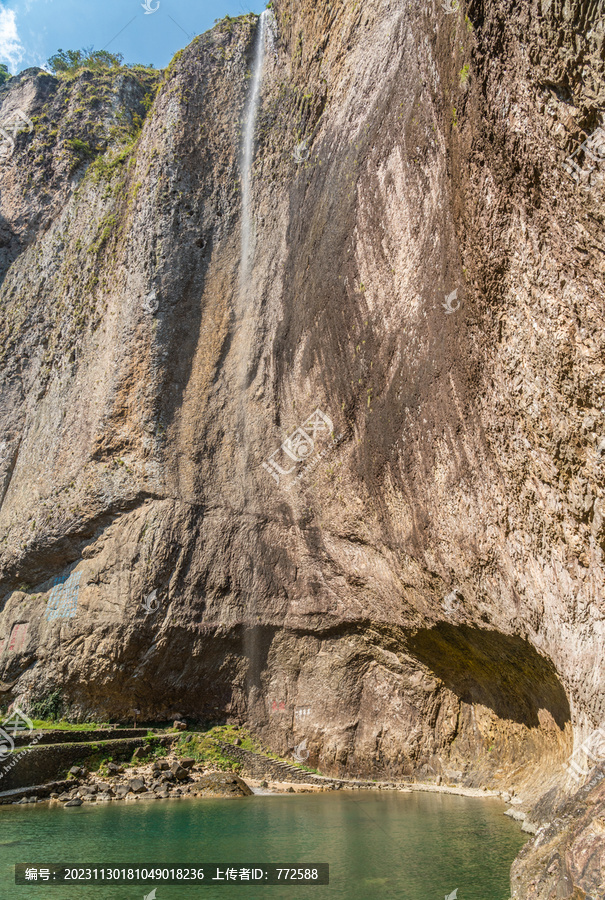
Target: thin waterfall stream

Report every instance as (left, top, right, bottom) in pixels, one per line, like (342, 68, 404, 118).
(238, 9, 272, 709)
(239, 9, 270, 298)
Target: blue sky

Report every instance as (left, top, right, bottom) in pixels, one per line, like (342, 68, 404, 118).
(0, 0, 266, 73)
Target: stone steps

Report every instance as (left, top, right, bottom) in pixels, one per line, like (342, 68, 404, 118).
(216, 742, 389, 789)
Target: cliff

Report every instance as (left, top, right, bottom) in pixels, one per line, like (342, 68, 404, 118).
(0, 0, 604, 895)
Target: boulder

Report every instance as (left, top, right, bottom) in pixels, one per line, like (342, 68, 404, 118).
(107, 763, 122, 775)
(173, 720, 187, 731)
(69, 766, 83, 777)
(97, 793, 112, 802)
(64, 798, 83, 807)
(128, 779, 147, 793)
(194, 774, 253, 797)
(180, 758, 195, 769)
(96, 782, 111, 792)
(170, 761, 189, 781)
(152, 759, 170, 772)
(132, 746, 149, 760)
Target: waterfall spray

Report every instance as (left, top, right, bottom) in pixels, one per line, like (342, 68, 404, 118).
(240, 10, 270, 294)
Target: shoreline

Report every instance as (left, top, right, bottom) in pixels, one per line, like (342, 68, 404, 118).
(245, 776, 505, 801)
(0, 772, 510, 807)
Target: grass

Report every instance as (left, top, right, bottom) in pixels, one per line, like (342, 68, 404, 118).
(170, 725, 324, 778)
(13, 720, 321, 778)
(29, 719, 106, 731)
(170, 725, 265, 773)
(66, 137, 94, 156)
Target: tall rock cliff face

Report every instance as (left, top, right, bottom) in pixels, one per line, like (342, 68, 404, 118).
(0, 0, 604, 893)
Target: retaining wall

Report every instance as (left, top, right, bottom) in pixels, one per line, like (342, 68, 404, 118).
(0, 736, 172, 792)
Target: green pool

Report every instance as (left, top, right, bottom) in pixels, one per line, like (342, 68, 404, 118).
(0, 790, 527, 899)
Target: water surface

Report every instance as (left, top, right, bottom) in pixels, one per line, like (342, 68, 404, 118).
(0, 790, 526, 899)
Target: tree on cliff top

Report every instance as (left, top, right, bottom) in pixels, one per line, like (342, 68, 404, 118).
(0, 64, 11, 85)
(47, 47, 125, 74)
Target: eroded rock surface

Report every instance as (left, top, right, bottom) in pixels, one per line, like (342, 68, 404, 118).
(512, 770, 605, 899)
(0, 1, 604, 894)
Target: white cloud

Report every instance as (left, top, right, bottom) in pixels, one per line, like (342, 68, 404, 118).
(0, 7, 25, 73)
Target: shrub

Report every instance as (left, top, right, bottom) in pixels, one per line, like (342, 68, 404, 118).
(48, 48, 124, 75)
(29, 691, 64, 722)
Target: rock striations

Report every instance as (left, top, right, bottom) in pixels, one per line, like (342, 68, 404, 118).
(0, 1, 604, 895)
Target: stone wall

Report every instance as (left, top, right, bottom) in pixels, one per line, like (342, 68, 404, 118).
(12, 728, 149, 747)
(0, 737, 170, 792)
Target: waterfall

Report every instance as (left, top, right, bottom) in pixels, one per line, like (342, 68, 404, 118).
(240, 10, 270, 293)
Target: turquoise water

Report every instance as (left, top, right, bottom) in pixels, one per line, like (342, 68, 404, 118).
(0, 791, 526, 899)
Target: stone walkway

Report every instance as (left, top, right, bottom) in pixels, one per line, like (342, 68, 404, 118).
(217, 742, 406, 789)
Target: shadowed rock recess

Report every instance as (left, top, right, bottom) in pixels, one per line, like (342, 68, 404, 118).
(0, 0, 604, 894)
